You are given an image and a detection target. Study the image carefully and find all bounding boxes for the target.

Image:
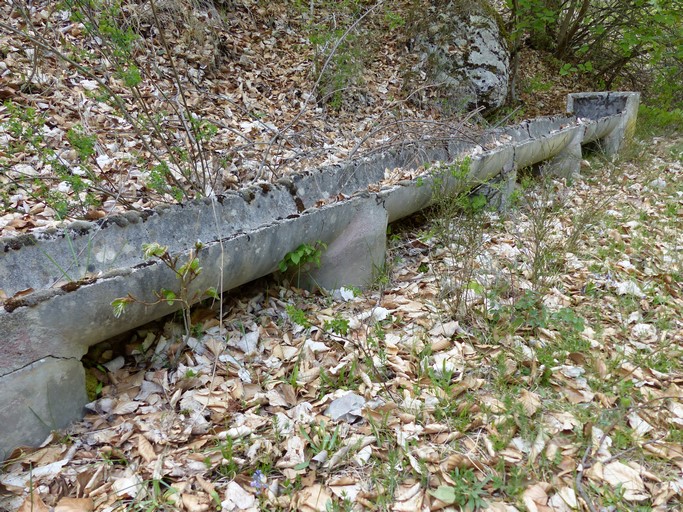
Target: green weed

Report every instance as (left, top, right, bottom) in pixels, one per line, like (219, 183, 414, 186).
(429, 468, 488, 511)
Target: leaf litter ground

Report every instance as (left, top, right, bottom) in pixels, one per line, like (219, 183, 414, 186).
(1, 136, 682, 511)
(0, 0, 584, 237)
(0, 0, 484, 236)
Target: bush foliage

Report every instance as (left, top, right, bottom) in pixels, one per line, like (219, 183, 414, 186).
(507, 0, 683, 109)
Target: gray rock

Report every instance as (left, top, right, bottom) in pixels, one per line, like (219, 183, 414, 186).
(407, 1, 509, 112)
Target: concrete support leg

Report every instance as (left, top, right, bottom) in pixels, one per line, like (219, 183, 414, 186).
(306, 197, 388, 290)
(476, 161, 517, 211)
(0, 358, 87, 459)
(542, 126, 584, 179)
(602, 93, 640, 157)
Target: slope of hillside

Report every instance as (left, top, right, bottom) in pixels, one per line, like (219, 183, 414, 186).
(0, 0, 599, 238)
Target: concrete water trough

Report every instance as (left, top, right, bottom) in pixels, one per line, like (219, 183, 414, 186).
(0, 92, 640, 458)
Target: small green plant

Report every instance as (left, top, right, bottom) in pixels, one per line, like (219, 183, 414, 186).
(309, 20, 367, 111)
(111, 242, 219, 366)
(326, 496, 355, 512)
(318, 360, 362, 398)
(559, 60, 594, 76)
(510, 290, 550, 332)
(429, 468, 489, 511)
(490, 459, 527, 499)
(1, 102, 103, 219)
(278, 241, 327, 287)
(213, 437, 240, 479)
(551, 307, 585, 334)
(323, 315, 350, 336)
(383, 10, 406, 30)
(285, 305, 312, 329)
(121, 479, 179, 511)
(523, 74, 553, 93)
(298, 420, 341, 469)
(428, 158, 490, 322)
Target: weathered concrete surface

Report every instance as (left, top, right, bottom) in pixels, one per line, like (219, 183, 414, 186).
(306, 196, 388, 290)
(512, 127, 577, 170)
(568, 92, 640, 156)
(476, 160, 517, 210)
(581, 116, 621, 144)
(0, 92, 641, 457)
(0, 357, 87, 460)
(542, 125, 585, 179)
(0, 198, 393, 378)
(0, 144, 469, 299)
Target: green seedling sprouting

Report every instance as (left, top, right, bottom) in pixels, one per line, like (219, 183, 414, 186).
(111, 242, 218, 366)
(278, 241, 327, 287)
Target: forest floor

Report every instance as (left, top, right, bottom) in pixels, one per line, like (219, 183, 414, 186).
(2, 136, 682, 512)
(1, 1, 682, 511)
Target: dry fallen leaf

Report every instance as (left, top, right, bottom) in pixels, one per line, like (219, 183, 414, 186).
(54, 497, 95, 512)
(18, 494, 49, 512)
(294, 484, 333, 512)
(519, 389, 542, 416)
(601, 461, 649, 501)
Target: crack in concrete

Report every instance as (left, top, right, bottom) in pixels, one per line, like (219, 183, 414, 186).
(1, 354, 83, 377)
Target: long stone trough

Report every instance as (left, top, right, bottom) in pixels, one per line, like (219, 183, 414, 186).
(0, 92, 639, 458)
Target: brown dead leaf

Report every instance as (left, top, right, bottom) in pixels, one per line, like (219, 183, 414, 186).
(18, 494, 49, 512)
(293, 484, 333, 512)
(519, 389, 541, 416)
(440, 453, 475, 473)
(601, 461, 649, 501)
(54, 497, 95, 512)
(392, 482, 424, 510)
(522, 483, 552, 512)
(137, 434, 157, 464)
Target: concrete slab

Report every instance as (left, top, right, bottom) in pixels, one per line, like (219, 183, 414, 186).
(513, 128, 575, 169)
(581, 116, 621, 144)
(468, 146, 515, 185)
(381, 180, 433, 224)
